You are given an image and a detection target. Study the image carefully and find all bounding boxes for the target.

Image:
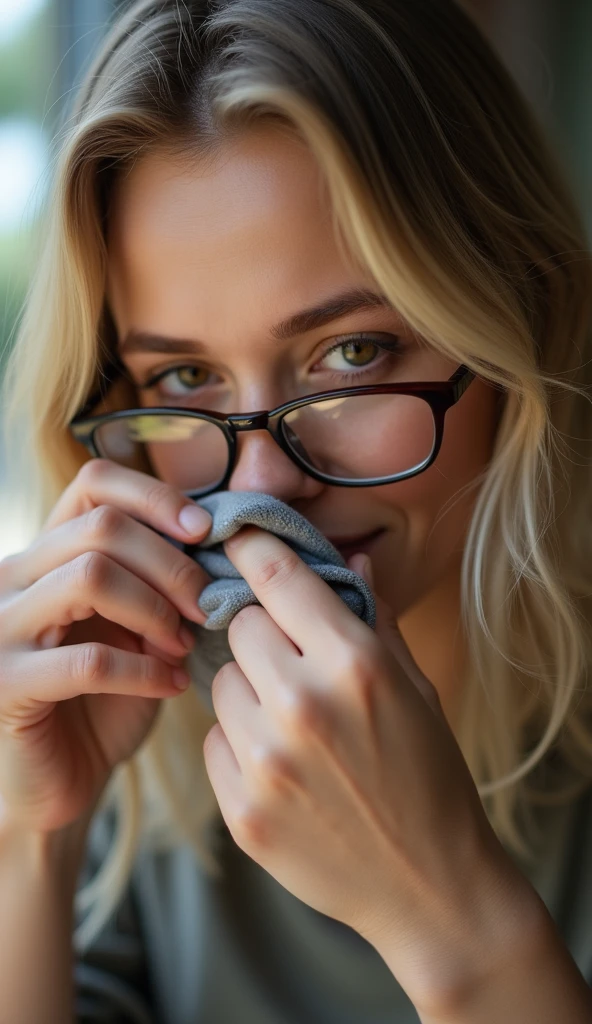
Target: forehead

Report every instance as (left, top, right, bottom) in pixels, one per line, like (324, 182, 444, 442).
(105, 127, 366, 333)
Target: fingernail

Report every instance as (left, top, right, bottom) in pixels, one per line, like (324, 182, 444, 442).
(178, 623, 195, 649)
(178, 503, 211, 536)
(172, 668, 191, 690)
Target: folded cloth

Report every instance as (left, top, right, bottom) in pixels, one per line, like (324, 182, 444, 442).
(165, 491, 376, 712)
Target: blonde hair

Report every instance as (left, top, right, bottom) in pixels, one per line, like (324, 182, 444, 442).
(2, 0, 592, 953)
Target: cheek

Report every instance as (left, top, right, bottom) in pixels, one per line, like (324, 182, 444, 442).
(373, 380, 501, 610)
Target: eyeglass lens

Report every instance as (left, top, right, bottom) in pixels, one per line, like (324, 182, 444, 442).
(281, 392, 435, 480)
(92, 391, 436, 492)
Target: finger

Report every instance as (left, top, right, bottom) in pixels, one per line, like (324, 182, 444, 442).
(226, 604, 300, 706)
(203, 723, 243, 828)
(141, 636, 191, 668)
(46, 616, 189, 669)
(7, 505, 209, 625)
(349, 553, 444, 716)
(210, 659, 261, 768)
(40, 458, 212, 546)
(210, 660, 303, 807)
(0, 643, 190, 707)
(223, 527, 364, 658)
(4, 552, 194, 657)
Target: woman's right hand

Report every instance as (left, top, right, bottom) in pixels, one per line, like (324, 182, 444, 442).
(0, 459, 213, 834)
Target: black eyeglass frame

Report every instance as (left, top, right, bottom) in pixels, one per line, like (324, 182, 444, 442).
(69, 352, 476, 496)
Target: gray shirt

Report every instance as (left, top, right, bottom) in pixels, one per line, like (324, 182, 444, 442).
(73, 780, 592, 1023)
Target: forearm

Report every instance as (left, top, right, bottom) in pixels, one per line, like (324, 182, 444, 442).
(417, 905, 592, 1024)
(0, 814, 91, 1024)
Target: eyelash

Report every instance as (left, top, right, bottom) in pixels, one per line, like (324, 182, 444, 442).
(137, 333, 403, 396)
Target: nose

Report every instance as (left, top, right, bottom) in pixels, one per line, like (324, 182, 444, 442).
(226, 429, 323, 502)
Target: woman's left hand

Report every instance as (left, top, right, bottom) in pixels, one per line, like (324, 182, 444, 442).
(202, 526, 543, 1015)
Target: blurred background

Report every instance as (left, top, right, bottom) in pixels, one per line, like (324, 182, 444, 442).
(0, 0, 590, 559)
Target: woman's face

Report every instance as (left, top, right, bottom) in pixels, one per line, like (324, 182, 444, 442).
(105, 126, 502, 633)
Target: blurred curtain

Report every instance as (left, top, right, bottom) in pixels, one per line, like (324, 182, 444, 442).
(469, 0, 592, 242)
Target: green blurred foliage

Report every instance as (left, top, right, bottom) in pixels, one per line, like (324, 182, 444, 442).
(0, 2, 56, 372)
(0, 227, 37, 378)
(0, 5, 56, 120)
(0, 228, 32, 374)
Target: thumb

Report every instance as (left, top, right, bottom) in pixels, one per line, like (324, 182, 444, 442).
(349, 553, 444, 717)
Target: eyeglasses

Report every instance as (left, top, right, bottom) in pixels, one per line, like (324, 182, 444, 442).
(69, 349, 476, 497)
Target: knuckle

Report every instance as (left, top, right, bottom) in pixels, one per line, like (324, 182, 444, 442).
(277, 685, 328, 739)
(151, 589, 177, 630)
(330, 641, 384, 719)
(78, 457, 113, 487)
(332, 639, 380, 688)
(167, 556, 201, 598)
(85, 504, 126, 543)
(203, 720, 224, 758)
(228, 604, 260, 637)
(249, 744, 300, 795)
(74, 550, 112, 593)
(73, 643, 112, 687)
(231, 803, 270, 851)
(140, 654, 165, 687)
(211, 660, 236, 703)
(143, 480, 176, 520)
(252, 551, 300, 591)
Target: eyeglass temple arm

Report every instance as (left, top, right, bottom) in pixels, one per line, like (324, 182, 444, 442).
(449, 364, 475, 400)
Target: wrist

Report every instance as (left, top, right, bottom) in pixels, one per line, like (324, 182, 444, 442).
(417, 903, 592, 1024)
(417, 876, 554, 1020)
(0, 810, 93, 889)
(371, 841, 550, 1021)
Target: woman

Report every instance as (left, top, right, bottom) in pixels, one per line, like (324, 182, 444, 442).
(1, 0, 592, 1020)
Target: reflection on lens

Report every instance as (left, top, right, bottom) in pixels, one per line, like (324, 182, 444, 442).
(93, 414, 229, 493)
(282, 393, 435, 480)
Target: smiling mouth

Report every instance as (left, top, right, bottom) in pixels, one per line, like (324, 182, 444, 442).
(326, 528, 386, 557)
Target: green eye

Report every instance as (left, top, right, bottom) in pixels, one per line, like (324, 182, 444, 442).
(320, 334, 403, 376)
(341, 339, 379, 366)
(176, 366, 209, 387)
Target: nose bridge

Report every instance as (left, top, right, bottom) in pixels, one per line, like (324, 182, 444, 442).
(227, 411, 270, 431)
(226, 419, 320, 499)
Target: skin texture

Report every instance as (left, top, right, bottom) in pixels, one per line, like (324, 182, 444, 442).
(106, 126, 503, 735)
(4, 124, 590, 1023)
(101, 127, 592, 1020)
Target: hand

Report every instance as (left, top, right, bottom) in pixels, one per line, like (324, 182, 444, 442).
(0, 459, 212, 835)
(203, 526, 540, 1014)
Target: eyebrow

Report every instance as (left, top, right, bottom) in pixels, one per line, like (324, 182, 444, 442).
(118, 287, 394, 356)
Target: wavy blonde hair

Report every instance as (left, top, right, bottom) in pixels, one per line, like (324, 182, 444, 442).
(2, 0, 592, 953)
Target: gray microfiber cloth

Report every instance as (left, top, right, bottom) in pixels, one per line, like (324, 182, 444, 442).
(165, 491, 376, 714)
